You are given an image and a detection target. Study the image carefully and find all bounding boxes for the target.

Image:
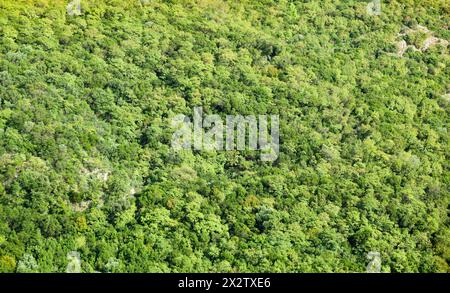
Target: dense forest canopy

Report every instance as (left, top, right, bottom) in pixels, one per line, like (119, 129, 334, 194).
(0, 0, 449, 272)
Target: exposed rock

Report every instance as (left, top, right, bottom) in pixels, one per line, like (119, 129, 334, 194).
(394, 25, 448, 57)
(422, 36, 448, 51)
(396, 39, 408, 57)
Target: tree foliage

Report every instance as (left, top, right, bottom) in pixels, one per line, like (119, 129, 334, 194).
(0, 0, 448, 272)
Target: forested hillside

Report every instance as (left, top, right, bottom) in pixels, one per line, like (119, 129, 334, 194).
(0, 0, 449, 272)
